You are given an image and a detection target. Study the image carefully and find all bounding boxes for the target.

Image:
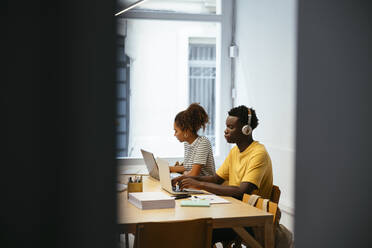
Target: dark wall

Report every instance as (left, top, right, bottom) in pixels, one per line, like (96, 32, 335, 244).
(3, 1, 117, 248)
(295, 0, 372, 247)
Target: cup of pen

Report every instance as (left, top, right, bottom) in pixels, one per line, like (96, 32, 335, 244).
(127, 175, 143, 198)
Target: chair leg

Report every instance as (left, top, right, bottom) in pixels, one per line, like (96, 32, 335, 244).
(221, 240, 242, 248)
(125, 233, 129, 248)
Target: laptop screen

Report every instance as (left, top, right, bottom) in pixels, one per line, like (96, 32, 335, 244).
(140, 149, 159, 180)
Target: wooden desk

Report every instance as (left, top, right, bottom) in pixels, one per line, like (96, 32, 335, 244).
(117, 175, 274, 248)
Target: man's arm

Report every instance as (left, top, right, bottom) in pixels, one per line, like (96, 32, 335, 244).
(179, 178, 257, 200)
(171, 173, 224, 186)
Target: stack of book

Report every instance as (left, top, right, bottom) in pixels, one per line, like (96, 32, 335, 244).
(128, 192, 175, 210)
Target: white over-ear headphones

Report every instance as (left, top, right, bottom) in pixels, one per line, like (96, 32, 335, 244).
(242, 108, 252, 135)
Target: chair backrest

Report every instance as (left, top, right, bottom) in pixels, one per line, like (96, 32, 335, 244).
(270, 185, 281, 204)
(134, 218, 213, 248)
(242, 194, 279, 224)
(247, 185, 281, 204)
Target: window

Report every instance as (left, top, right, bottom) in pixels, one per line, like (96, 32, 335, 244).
(188, 40, 216, 151)
(116, 0, 232, 166)
(116, 35, 130, 157)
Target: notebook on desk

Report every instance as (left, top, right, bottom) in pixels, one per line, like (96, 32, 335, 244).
(157, 157, 205, 195)
(140, 149, 181, 180)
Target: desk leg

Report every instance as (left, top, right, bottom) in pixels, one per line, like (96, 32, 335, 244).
(232, 227, 262, 248)
(264, 222, 274, 248)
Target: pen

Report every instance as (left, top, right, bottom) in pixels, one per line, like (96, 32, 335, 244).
(193, 195, 207, 200)
(173, 194, 191, 200)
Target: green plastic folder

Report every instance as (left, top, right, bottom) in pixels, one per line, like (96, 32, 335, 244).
(180, 199, 210, 207)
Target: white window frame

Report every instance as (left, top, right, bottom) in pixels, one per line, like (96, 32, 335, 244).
(117, 0, 233, 167)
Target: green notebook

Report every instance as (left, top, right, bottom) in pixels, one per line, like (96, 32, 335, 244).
(180, 199, 210, 207)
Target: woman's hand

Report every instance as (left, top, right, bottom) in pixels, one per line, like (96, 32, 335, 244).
(169, 165, 185, 173)
(185, 164, 201, 177)
(174, 161, 183, 166)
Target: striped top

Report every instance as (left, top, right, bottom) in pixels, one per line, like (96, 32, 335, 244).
(183, 136, 215, 176)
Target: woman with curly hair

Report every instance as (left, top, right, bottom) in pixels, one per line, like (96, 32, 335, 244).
(170, 103, 216, 176)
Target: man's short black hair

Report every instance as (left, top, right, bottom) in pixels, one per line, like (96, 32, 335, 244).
(228, 105, 259, 130)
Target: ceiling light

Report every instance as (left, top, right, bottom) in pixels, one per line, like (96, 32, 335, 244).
(115, 0, 147, 16)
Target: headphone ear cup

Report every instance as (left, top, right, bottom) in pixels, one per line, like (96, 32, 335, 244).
(242, 125, 252, 136)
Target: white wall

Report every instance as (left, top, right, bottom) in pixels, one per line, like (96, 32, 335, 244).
(235, 0, 297, 231)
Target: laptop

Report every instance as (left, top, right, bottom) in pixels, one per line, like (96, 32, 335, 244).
(140, 149, 181, 181)
(157, 157, 205, 195)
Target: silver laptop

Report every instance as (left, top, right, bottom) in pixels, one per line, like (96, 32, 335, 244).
(157, 157, 205, 195)
(140, 149, 181, 181)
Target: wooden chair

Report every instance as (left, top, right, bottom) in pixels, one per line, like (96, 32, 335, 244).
(225, 195, 279, 248)
(270, 185, 281, 204)
(250, 185, 280, 204)
(133, 218, 213, 248)
(224, 186, 281, 248)
(243, 194, 280, 225)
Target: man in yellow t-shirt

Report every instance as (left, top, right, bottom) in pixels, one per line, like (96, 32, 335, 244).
(217, 140, 273, 199)
(172, 105, 273, 200)
(172, 105, 273, 245)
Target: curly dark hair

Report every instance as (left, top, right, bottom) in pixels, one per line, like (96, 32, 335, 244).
(174, 103, 209, 135)
(228, 105, 259, 130)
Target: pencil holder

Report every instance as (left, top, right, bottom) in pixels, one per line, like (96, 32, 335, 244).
(127, 176, 143, 198)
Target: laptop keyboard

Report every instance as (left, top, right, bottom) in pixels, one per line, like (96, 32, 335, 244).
(172, 185, 205, 194)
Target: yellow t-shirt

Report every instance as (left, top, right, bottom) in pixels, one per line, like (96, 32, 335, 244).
(216, 141, 273, 199)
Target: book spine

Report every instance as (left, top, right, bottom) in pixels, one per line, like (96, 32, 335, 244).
(142, 199, 175, 210)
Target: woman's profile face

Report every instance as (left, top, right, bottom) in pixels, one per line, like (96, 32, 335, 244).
(174, 122, 186, 142)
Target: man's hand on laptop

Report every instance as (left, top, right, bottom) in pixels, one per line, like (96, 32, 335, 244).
(171, 175, 186, 187)
(178, 177, 202, 190)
